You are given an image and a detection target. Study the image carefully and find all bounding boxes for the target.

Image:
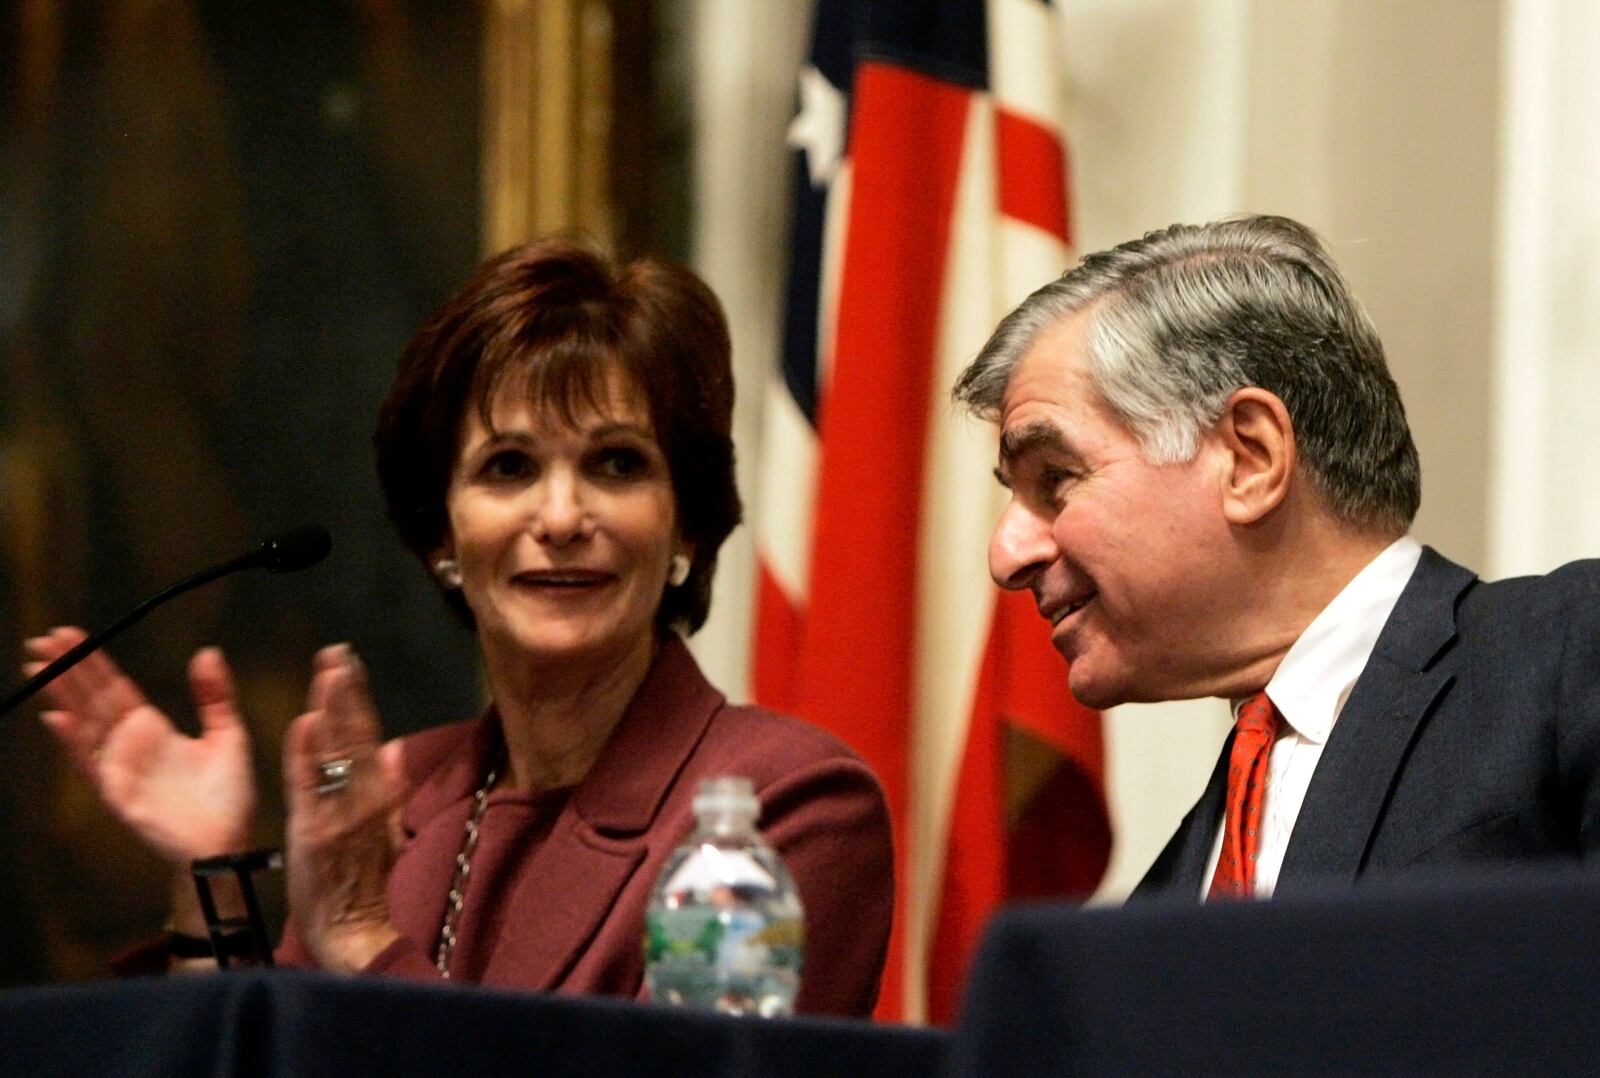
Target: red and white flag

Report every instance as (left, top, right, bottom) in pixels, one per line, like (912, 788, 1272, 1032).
(754, 0, 1110, 1024)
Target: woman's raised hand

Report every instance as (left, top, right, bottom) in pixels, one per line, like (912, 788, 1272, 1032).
(24, 627, 258, 863)
(283, 644, 406, 973)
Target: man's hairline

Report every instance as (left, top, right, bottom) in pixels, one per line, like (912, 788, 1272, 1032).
(992, 297, 1210, 475)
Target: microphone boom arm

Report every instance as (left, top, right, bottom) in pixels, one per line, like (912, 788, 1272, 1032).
(1, 526, 329, 719)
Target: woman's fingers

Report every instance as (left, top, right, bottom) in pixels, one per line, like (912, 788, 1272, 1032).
(306, 653, 380, 760)
(284, 661, 403, 973)
(26, 643, 116, 778)
(38, 708, 102, 780)
(49, 627, 148, 715)
(303, 643, 350, 713)
(187, 647, 242, 736)
(25, 636, 261, 865)
(282, 709, 317, 808)
(378, 739, 410, 852)
(23, 627, 150, 738)
(23, 630, 94, 717)
(288, 649, 385, 811)
(21, 627, 83, 665)
(311, 643, 349, 676)
(288, 651, 354, 806)
(69, 635, 149, 717)
(326, 653, 381, 745)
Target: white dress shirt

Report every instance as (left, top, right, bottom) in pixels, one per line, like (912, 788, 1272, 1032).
(1200, 536, 1424, 900)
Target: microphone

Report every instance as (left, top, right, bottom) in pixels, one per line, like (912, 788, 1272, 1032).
(1, 525, 332, 718)
(239, 524, 333, 575)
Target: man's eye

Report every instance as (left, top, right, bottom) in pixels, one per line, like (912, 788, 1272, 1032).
(1039, 468, 1077, 505)
(482, 450, 533, 482)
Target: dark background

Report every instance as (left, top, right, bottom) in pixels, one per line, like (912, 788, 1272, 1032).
(0, 0, 687, 985)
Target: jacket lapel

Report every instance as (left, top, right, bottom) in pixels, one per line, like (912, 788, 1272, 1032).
(1276, 547, 1473, 894)
(477, 811, 648, 989)
(482, 638, 724, 988)
(399, 715, 500, 838)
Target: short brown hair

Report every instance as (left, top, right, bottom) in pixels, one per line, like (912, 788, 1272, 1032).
(374, 238, 741, 634)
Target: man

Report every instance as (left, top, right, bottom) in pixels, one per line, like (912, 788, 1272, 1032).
(953, 214, 1600, 901)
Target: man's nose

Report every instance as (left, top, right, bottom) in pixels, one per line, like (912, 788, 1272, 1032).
(988, 499, 1057, 591)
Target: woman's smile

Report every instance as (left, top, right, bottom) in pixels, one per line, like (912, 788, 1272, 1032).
(509, 568, 618, 590)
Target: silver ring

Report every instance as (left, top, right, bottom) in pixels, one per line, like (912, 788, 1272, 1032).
(315, 757, 355, 794)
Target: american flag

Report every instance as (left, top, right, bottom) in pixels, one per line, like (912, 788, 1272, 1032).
(754, 0, 1110, 1024)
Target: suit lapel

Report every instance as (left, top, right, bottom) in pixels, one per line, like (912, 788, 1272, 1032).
(1276, 547, 1473, 894)
(479, 812, 648, 988)
(482, 638, 723, 989)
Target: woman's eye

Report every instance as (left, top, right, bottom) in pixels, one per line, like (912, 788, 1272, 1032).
(481, 449, 533, 482)
(594, 446, 649, 479)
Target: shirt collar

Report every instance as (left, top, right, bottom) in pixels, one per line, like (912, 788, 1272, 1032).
(1264, 536, 1423, 744)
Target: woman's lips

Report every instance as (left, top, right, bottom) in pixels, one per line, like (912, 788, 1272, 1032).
(510, 569, 616, 589)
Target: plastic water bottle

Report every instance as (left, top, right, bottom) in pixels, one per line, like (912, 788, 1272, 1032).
(644, 776, 804, 1017)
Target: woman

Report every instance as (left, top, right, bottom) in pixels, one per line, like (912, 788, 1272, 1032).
(23, 240, 893, 1016)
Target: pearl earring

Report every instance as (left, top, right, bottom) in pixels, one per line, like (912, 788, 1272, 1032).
(433, 557, 462, 588)
(668, 553, 691, 587)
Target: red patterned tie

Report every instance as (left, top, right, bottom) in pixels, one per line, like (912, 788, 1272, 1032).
(1209, 691, 1281, 900)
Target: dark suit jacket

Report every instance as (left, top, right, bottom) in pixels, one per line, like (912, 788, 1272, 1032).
(278, 637, 894, 1017)
(1135, 547, 1600, 900)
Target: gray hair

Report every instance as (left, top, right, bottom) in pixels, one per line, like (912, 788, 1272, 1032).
(953, 214, 1420, 534)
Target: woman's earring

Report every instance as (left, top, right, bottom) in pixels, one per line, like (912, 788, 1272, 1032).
(433, 557, 463, 589)
(668, 553, 691, 588)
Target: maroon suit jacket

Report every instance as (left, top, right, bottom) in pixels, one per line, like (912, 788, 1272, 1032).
(278, 637, 893, 1018)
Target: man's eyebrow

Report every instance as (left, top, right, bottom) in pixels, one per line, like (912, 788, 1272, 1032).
(998, 420, 1072, 466)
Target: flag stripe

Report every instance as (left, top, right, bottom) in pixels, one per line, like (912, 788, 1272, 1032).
(930, 589, 1108, 1024)
(991, 590, 1104, 764)
(988, 0, 1059, 125)
(798, 60, 974, 1021)
(928, 603, 1007, 1024)
(996, 109, 1070, 242)
(753, 563, 805, 713)
(926, 0, 1109, 1025)
(906, 97, 1008, 1021)
(755, 378, 820, 599)
(758, 0, 1109, 1025)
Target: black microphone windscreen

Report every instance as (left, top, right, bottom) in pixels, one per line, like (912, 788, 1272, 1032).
(256, 525, 332, 573)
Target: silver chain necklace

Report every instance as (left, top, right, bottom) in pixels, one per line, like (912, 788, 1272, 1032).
(433, 751, 503, 979)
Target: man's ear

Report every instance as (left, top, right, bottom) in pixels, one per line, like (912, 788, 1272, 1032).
(1215, 387, 1295, 525)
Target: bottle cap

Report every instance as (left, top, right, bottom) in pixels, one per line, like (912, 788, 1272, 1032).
(692, 775, 759, 822)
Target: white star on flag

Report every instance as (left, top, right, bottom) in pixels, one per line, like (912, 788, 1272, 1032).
(786, 64, 846, 189)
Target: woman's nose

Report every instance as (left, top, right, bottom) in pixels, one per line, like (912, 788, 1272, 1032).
(529, 469, 592, 544)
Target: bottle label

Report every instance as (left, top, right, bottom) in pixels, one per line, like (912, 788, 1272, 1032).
(646, 905, 724, 968)
(645, 903, 804, 1012)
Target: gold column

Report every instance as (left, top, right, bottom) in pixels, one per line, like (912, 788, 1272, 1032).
(4, 1, 66, 637)
(482, 0, 616, 255)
